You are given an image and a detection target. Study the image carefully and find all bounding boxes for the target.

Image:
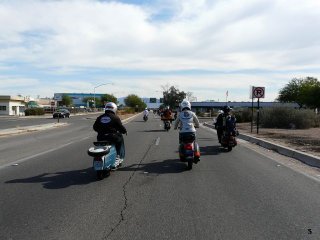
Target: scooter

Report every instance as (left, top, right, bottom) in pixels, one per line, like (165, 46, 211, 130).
(221, 131, 238, 151)
(164, 120, 171, 131)
(143, 115, 148, 122)
(87, 141, 121, 180)
(179, 133, 200, 170)
(174, 112, 177, 120)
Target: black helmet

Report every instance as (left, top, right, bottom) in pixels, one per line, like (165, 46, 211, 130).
(223, 106, 231, 112)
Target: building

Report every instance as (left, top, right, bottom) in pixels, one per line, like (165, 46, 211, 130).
(27, 98, 56, 108)
(54, 93, 104, 107)
(0, 95, 27, 116)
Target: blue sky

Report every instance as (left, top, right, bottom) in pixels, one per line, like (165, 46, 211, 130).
(1, 0, 320, 101)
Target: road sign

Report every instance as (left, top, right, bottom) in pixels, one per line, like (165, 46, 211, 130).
(252, 87, 265, 98)
(149, 98, 157, 103)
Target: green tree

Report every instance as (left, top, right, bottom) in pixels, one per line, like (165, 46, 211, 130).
(100, 94, 117, 106)
(300, 77, 320, 109)
(82, 97, 96, 107)
(162, 86, 186, 109)
(61, 94, 73, 107)
(124, 94, 147, 110)
(277, 77, 320, 109)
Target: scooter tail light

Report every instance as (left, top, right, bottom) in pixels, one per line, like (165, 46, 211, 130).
(184, 144, 193, 150)
(194, 151, 200, 157)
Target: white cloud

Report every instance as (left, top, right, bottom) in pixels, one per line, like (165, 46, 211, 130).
(0, 76, 40, 87)
(0, 0, 320, 99)
(0, 0, 319, 70)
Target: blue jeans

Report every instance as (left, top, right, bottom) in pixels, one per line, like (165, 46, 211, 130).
(97, 133, 125, 159)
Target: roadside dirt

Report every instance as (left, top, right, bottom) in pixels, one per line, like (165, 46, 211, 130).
(237, 123, 320, 158)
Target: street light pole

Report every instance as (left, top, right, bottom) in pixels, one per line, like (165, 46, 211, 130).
(93, 83, 113, 111)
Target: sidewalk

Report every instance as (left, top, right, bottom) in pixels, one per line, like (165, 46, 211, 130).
(202, 122, 320, 168)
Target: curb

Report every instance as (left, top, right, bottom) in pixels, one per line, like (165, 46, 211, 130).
(0, 123, 68, 137)
(203, 122, 320, 168)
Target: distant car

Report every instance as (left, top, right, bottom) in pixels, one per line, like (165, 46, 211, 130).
(53, 109, 70, 118)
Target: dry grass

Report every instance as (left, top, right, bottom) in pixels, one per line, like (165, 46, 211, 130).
(237, 123, 320, 157)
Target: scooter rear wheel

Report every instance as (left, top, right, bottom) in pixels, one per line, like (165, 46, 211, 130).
(97, 170, 104, 180)
(97, 169, 111, 180)
(187, 160, 193, 170)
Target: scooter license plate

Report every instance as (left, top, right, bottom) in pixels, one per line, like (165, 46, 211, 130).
(93, 161, 103, 169)
(185, 150, 194, 159)
(185, 150, 193, 155)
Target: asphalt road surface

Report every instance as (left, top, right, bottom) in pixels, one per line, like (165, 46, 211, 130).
(1, 113, 319, 240)
(0, 113, 93, 130)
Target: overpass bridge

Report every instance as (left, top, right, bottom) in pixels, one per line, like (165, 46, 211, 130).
(190, 101, 299, 112)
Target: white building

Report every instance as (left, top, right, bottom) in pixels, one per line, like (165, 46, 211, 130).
(0, 95, 27, 116)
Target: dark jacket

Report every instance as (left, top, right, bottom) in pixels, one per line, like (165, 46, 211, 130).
(93, 111, 127, 136)
(215, 113, 224, 128)
(215, 113, 236, 132)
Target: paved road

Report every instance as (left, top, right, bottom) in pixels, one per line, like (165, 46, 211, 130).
(1, 113, 319, 240)
(0, 113, 100, 130)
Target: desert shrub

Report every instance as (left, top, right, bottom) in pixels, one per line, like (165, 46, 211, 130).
(314, 114, 320, 127)
(121, 107, 135, 114)
(260, 107, 315, 129)
(233, 108, 253, 123)
(197, 112, 211, 117)
(25, 108, 45, 116)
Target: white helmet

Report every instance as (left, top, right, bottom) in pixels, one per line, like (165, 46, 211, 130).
(180, 100, 191, 110)
(105, 102, 117, 114)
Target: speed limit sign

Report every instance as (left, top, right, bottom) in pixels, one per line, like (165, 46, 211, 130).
(252, 87, 265, 98)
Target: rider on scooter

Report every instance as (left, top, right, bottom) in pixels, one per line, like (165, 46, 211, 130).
(93, 102, 127, 166)
(161, 106, 173, 121)
(215, 106, 237, 143)
(174, 100, 200, 162)
(143, 108, 149, 118)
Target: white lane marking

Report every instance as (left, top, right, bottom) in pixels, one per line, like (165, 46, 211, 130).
(0, 136, 90, 170)
(122, 113, 141, 125)
(155, 137, 160, 146)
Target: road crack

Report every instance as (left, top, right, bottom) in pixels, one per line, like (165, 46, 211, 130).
(104, 138, 156, 240)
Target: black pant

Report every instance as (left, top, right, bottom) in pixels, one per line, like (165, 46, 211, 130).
(97, 133, 125, 158)
(217, 127, 223, 143)
(179, 132, 196, 144)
